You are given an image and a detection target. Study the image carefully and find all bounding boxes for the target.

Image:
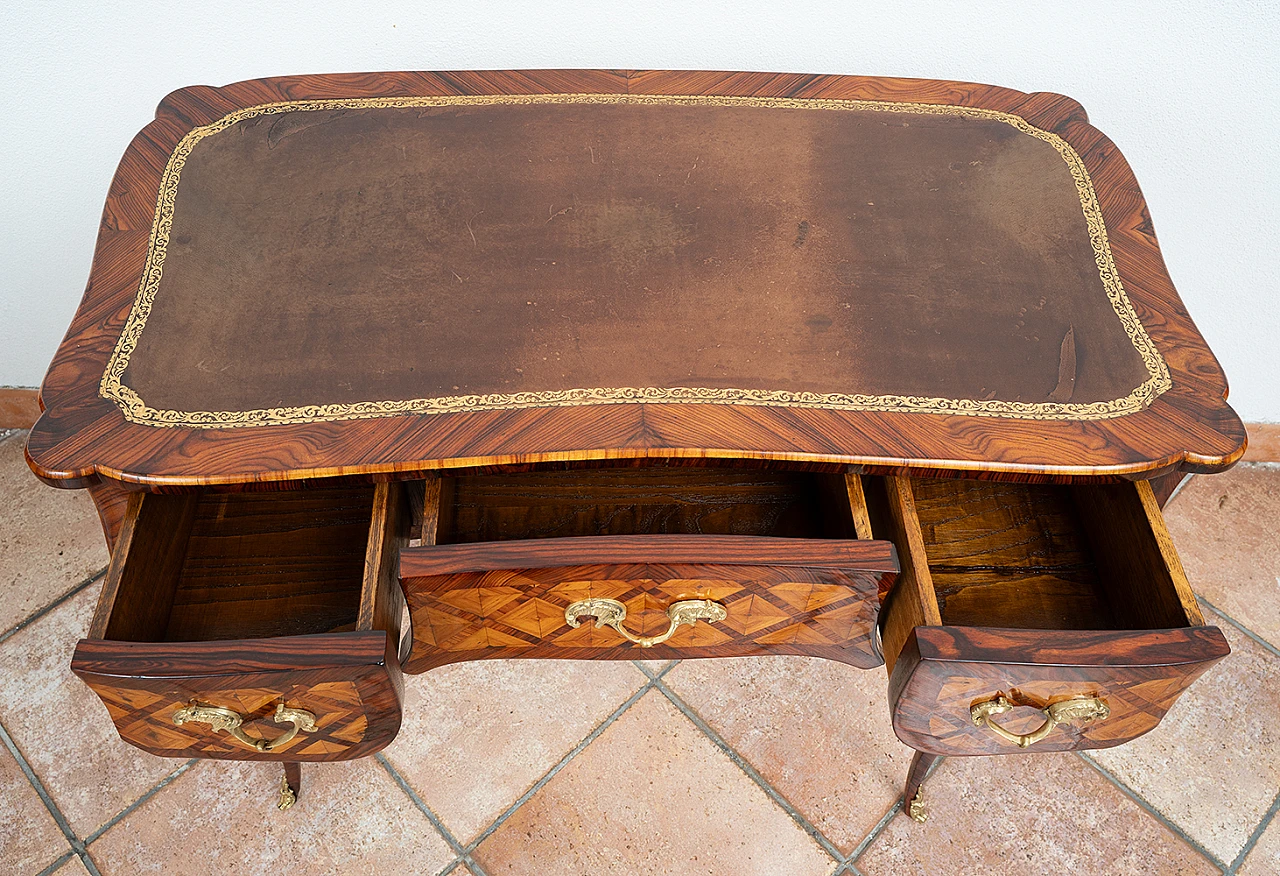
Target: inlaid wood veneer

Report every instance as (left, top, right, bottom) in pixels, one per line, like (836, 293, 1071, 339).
(400, 535, 898, 672)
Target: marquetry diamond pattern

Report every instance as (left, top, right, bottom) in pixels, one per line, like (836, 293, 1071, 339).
(405, 566, 882, 670)
(753, 621, 839, 646)
(419, 608, 480, 648)
(767, 581, 852, 613)
(496, 596, 568, 638)
(812, 603, 871, 642)
(84, 675, 395, 761)
(904, 661, 1218, 756)
(721, 594, 793, 636)
(435, 586, 525, 618)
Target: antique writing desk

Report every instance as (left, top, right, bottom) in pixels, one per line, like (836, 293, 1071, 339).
(26, 70, 1245, 818)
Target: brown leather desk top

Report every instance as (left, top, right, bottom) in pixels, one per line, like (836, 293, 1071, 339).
(27, 71, 1244, 487)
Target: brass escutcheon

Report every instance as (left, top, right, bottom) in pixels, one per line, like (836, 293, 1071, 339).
(970, 694, 1111, 748)
(564, 597, 727, 647)
(173, 701, 318, 752)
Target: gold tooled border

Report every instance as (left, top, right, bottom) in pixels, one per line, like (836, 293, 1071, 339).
(100, 93, 1171, 428)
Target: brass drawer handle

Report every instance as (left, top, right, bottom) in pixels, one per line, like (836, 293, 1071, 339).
(970, 695, 1110, 748)
(564, 597, 727, 648)
(173, 702, 318, 752)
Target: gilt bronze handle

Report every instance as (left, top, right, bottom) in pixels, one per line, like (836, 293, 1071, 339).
(970, 694, 1110, 748)
(173, 702, 318, 752)
(564, 597, 727, 647)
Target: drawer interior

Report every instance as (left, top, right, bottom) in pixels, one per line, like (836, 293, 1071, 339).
(912, 478, 1129, 630)
(428, 467, 869, 544)
(92, 483, 408, 646)
(865, 475, 1205, 673)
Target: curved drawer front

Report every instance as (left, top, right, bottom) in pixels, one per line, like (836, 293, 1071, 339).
(72, 632, 402, 761)
(400, 535, 898, 673)
(889, 626, 1229, 756)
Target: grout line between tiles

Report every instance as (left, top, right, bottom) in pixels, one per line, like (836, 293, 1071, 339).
(1228, 786, 1280, 873)
(657, 659, 682, 679)
(1198, 596, 1280, 660)
(845, 754, 946, 869)
(436, 859, 466, 876)
(652, 676, 848, 866)
(0, 719, 102, 875)
(35, 850, 75, 876)
(630, 658, 683, 681)
(81, 850, 104, 876)
(833, 861, 866, 876)
(0, 567, 107, 646)
(630, 659, 659, 680)
(1078, 751, 1228, 870)
(460, 679, 656, 859)
(828, 859, 857, 876)
(845, 803, 900, 870)
(375, 754, 487, 875)
(83, 759, 198, 845)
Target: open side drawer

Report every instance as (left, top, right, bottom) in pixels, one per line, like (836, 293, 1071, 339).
(868, 475, 1229, 756)
(400, 467, 898, 672)
(71, 482, 409, 761)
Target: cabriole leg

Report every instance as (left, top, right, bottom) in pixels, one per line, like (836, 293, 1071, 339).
(903, 750, 938, 823)
(279, 762, 302, 810)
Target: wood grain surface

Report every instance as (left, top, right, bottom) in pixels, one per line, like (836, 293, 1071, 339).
(911, 476, 1115, 631)
(883, 477, 1202, 634)
(25, 70, 1245, 489)
(84, 478, 133, 553)
(437, 468, 859, 543)
(402, 533, 899, 576)
(358, 481, 410, 668)
(867, 475, 941, 678)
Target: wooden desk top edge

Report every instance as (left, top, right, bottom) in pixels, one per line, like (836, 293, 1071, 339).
(27, 69, 1245, 488)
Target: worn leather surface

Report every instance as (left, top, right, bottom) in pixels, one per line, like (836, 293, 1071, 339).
(124, 102, 1148, 412)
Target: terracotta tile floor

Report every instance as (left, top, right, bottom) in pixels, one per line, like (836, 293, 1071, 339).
(1, 426, 1278, 875)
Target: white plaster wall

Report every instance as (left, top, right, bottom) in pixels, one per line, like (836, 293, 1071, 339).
(2, 1, 1276, 419)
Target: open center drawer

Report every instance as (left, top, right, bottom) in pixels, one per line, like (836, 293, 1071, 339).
(398, 467, 899, 672)
(866, 475, 1229, 756)
(72, 483, 409, 761)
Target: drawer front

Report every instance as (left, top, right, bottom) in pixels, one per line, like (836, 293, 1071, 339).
(72, 632, 402, 761)
(400, 535, 897, 673)
(889, 626, 1229, 756)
